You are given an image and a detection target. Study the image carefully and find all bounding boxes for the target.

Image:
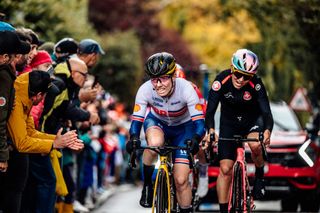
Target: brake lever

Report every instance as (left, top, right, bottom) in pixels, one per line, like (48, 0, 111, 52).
(204, 134, 216, 164)
(129, 152, 137, 169)
(259, 132, 268, 161)
(128, 139, 140, 169)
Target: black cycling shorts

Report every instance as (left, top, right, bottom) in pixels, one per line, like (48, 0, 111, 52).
(218, 116, 264, 161)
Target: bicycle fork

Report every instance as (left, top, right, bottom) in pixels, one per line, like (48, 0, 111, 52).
(152, 156, 172, 213)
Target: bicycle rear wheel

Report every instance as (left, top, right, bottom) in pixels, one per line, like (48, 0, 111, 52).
(230, 162, 244, 212)
(156, 169, 169, 213)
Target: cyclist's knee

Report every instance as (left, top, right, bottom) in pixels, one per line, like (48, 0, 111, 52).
(219, 164, 233, 177)
(250, 143, 262, 157)
(174, 175, 189, 191)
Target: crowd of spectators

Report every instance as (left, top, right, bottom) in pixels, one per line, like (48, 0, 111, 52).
(0, 20, 134, 213)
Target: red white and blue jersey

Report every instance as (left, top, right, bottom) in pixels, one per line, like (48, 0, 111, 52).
(130, 78, 205, 137)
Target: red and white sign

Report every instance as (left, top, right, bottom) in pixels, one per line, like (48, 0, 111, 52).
(289, 87, 312, 112)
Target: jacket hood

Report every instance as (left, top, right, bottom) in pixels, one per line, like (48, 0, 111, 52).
(14, 72, 32, 111)
(54, 62, 71, 78)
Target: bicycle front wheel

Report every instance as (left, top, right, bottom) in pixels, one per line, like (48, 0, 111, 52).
(156, 169, 169, 213)
(230, 162, 244, 212)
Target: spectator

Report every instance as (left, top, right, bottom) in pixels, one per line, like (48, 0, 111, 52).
(16, 28, 40, 74)
(30, 50, 53, 72)
(53, 37, 79, 66)
(76, 38, 105, 103)
(14, 30, 33, 74)
(0, 70, 83, 213)
(39, 58, 99, 213)
(0, 30, 31, 174)
(20, 51, 56, 212)
(38, 41, 55, 55)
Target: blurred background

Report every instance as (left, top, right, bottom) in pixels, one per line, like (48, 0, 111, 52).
(1, 0, 320, 123)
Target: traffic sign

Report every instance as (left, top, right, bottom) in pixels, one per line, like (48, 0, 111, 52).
(289, 87, 312, 112)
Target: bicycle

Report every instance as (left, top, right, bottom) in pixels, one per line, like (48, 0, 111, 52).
(208, 132, 267, 213)
(129, 139, 199, 213)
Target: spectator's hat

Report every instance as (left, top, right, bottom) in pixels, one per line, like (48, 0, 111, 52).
(0, 21, 15, 31)
(0, 31, 31, 54)
(79, 39, 105, 55)
(54, 37, 78, 56)
(29, 70, 59, 95)
(38, 41, 55, 55)
(30, 50, 53, 68)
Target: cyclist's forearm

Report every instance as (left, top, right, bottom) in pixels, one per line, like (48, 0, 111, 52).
(193, 119, 205, 138)
(129, 120, 143, 138)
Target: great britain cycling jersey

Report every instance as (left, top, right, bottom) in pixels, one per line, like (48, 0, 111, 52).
(129, 78, 205, 164)
(130, 78, 205, 135)
(205, 69, 273, 133)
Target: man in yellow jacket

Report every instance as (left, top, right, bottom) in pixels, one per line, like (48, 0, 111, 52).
(0, 70, 84, 213)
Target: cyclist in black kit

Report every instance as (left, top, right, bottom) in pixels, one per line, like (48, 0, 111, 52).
(204, 49, 274, 213)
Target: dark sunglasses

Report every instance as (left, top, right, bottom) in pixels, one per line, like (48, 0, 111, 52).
(75, 70, 88, 78)
(232, 67, 253, 81)
(151, 75, 172, 84)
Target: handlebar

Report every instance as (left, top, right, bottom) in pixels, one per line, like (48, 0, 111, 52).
(204, 132, 268, 162)
(129, 139, 195, 169)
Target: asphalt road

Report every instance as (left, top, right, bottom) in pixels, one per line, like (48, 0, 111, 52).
(93, 185, 283, 213)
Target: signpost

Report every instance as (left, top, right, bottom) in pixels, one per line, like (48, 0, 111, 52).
(289, 87, 312, 112)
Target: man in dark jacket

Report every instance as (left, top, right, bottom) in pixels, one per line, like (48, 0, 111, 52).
(0, 30, 30, 173)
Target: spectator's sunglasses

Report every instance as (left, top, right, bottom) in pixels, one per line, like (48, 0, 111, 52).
(231, 66, 253, 81)
(151, 75, 172, 84)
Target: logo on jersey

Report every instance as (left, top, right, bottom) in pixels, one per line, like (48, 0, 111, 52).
(243, 91, 252, 100)
(224, 92, 234, 99)
(195, 104, 203, 111)
(249, 125, 259, 131)
(0, 97, 6, 107)
(255, 84, 261, 91)
(133, 104, 141, 112)
(212, 81, 221, 91)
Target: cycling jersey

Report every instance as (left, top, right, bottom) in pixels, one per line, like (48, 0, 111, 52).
(205, 69, 274, 132)
(191, 82, 207, 114)
(130, 78, 205, 138)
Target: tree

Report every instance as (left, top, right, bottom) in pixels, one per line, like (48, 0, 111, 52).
(92, 31, 143, 108)
(0, 0, 98, 43)
(88, 0, 201, 72)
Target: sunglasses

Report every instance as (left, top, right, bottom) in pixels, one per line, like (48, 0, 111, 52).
(75, 70, 88, 78)
(151, 75, 172, 84)
(232, 67, 253, 81)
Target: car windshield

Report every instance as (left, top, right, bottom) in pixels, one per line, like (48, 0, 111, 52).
(213, 102, 302, 132)
(270, 103, 302, 131)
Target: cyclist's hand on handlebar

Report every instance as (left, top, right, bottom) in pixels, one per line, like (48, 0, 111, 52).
(126, 135, 141, 154)
(189, 134, 201, 155)
(263, 129, 271, 148)
(203, 131, 218, 148)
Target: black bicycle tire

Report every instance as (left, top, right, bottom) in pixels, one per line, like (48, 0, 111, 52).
(156, 169, 169, 213)
(230, 162, 244, 212)
(246, 176, 252, 213)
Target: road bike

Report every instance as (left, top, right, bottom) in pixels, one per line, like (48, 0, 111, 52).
(129, 139, 199, 213)
(209, 132, 267, 213)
